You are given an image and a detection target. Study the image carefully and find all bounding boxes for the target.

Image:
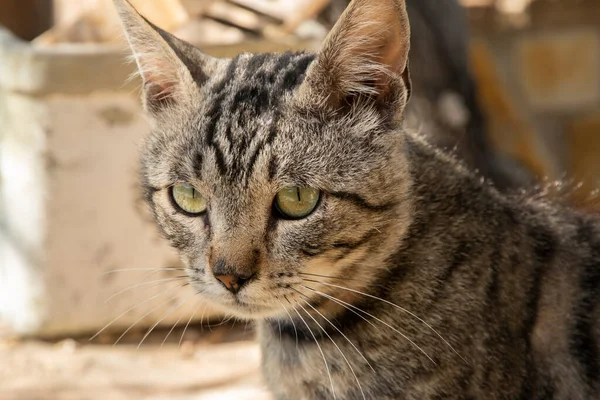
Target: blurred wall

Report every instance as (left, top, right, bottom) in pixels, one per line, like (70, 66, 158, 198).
(467, 0, 600, 210)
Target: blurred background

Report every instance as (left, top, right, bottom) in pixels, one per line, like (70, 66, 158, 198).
(0, 0, 599, 399)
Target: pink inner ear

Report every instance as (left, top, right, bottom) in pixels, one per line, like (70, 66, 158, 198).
(146, 79, 177, 101)
(140, 57, 179, 101)
(373, 21, 409, 93)
(381, 24, 410, 74)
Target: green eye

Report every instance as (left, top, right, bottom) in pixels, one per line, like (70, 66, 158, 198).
(275, 187, 320, 219)
(171, 184, 207, 215)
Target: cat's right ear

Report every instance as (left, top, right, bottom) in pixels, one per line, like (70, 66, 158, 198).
(298, 0, 411, 115)
(113, 0, 219, 116)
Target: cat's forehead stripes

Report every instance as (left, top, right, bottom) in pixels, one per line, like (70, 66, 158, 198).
(194, 52, 316, 184)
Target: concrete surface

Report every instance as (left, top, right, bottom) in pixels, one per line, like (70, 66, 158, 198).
(0, 322, 272, 400)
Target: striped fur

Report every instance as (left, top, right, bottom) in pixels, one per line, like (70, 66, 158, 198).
(114, 0, 600, 398)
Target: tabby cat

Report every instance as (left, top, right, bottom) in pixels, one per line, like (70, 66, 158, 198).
(114, 0, 600, 398)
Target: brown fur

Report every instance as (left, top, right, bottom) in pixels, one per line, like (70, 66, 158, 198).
(114, 0, 600, 398)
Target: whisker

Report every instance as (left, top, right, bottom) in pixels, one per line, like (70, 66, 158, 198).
(302, 284, 436, 365)
(278, 297, 299, 351)
(104, 276, 187, 304)
(138, 295, 194, 349)
(101, 267, 186, 275)
(277, 318, 282, 344)
(90, 282, 186, 341)
(299, 299, 367, 400)
(287, 298, 337, 400)
(113, 290, 185, 347)
(141, 268, 168, 282)
(208, 314, 234, 330)
(161, 312, 185, 348)
(297, 291, 375, 373)
(299, 272, 365, 283)
(303, 278, 468, 364)
(199, 303, 208, 332)
(302, 285, 378, 331)
(179, 302, 204, 348)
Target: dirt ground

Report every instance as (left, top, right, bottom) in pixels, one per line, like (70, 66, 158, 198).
(0, 322, 273, 400)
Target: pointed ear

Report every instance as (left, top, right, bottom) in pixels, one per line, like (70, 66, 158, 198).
(299, 0, 411, 113)
(113, 0, 218, 116)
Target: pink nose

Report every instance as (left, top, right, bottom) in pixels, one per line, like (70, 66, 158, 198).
(214, 273, 252, 294)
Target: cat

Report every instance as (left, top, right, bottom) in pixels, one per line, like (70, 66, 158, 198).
(114, 0, 600, 398)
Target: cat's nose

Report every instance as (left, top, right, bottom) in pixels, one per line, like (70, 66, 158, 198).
(212, 256, 258, 294)
(214, 273, 253, 294)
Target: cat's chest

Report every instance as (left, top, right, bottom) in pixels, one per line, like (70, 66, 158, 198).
(258, 327, 401, 400)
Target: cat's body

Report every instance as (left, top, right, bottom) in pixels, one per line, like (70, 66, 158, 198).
(262, 133, 600, 399)
(113, 0, 600, 398)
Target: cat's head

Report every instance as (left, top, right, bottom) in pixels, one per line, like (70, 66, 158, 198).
(115, 0, 414, 319)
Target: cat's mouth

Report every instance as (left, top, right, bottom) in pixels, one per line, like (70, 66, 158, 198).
(217, 298, 282, 319)
(193, 281, 282, 319)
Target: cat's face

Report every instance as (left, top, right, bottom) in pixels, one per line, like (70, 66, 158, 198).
(116, 0, 413, 319)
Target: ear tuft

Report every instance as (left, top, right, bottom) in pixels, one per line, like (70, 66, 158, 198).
(300, 0, 411, 113)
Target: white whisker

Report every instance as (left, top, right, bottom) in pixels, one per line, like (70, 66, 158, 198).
(161, 312, 185, 348)
(298, 272, 365, 283)
(199, 302, 208, 332)
(138, 295, 194, 348)
(288, 299, 337, 400)
(90, 282, 186, 341)
(299, 300, 366, 400)
(303, 286, 378, 330)
(302, 284, 436, 365)
(278, 297, 299, 351)
(113, 292, 183, 346)
(303, 278, 468, 364)
(300, 294, 375, 373)
(179, 302, 204, 348)
(277, 318, 282, 344)
(101, 267, 186, 275)
(208, 314, 234, 331)
(104, 276, 187, 304)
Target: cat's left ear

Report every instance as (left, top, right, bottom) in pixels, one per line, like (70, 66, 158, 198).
(113, 0, 220, 116)
(299, 0, 411, 114)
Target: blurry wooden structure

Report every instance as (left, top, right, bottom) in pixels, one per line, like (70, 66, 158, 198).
(0, 0, 52, 40)
(34, 0, 332, 45)
(37, 0, 190, 44)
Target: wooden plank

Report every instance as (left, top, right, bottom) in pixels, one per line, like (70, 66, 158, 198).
(280, 0, 331, 34)
(51, 0, 189, 33)
(129, 0, 189, 31)
(460, 0, 494, 7)
(180, 0, 220, 17)
(204, 2, 267, 32)
(174, 19, 248, 46)
(229, 0, 322, 22)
